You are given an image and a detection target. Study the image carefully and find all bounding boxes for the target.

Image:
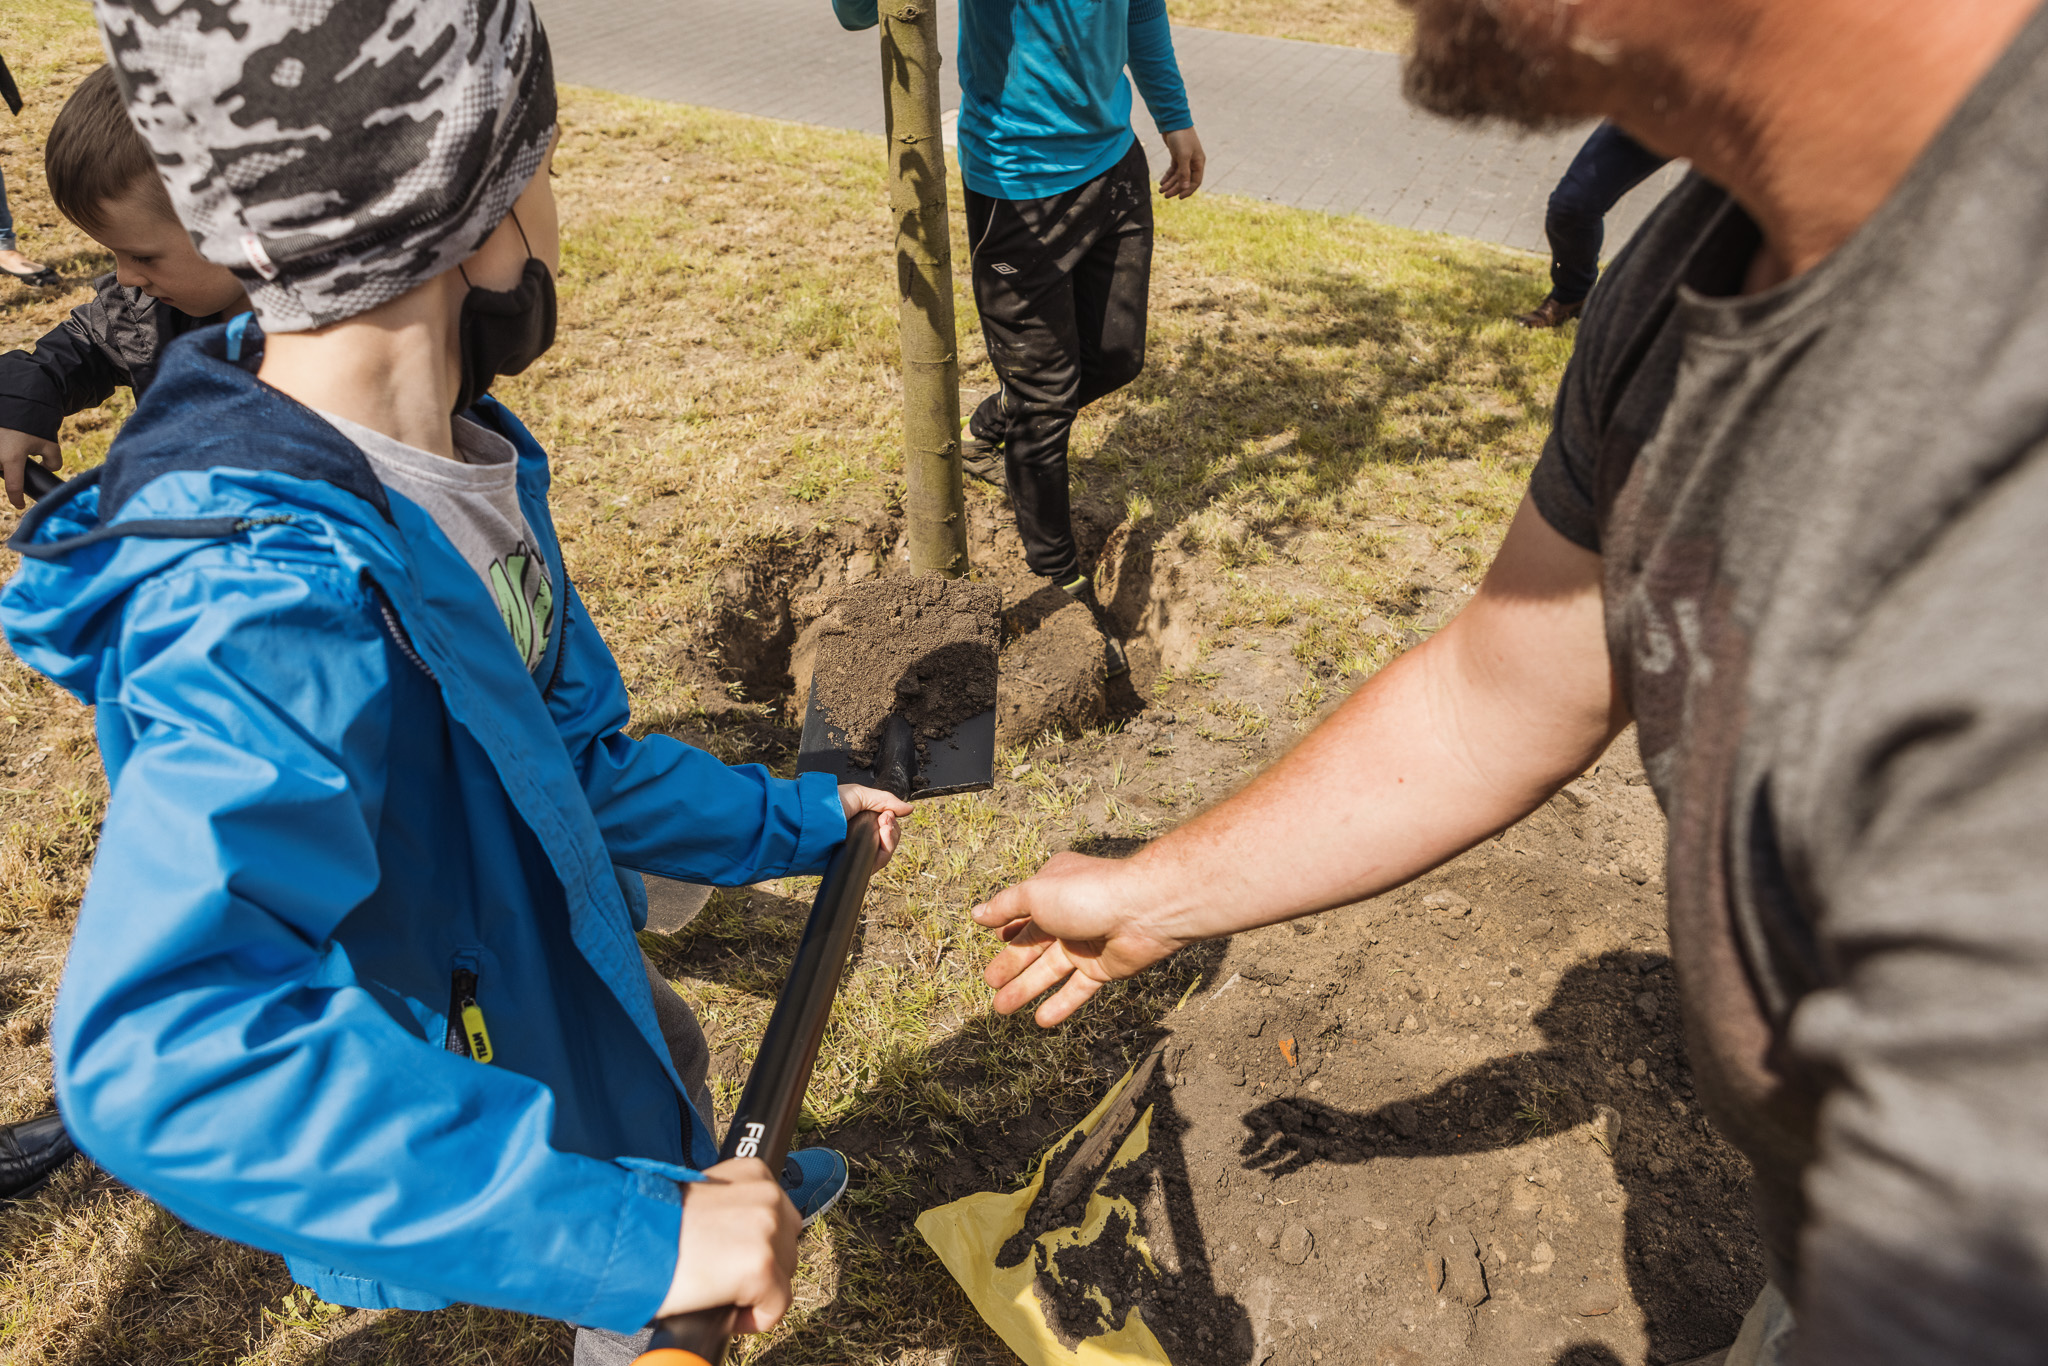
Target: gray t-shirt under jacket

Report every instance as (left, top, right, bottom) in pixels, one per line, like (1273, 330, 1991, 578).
(318, 410, 555, 673)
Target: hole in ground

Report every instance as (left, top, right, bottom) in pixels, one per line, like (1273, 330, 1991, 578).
(700, 498, 1211, 748)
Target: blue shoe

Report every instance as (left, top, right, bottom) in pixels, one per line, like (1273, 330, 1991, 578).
(780, 1148, 848, 1228)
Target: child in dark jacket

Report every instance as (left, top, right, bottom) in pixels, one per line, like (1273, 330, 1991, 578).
(2, 3, 906, 1357)
(0, 65, 248, 510)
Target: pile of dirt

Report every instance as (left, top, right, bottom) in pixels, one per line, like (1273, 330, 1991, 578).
(806, 574, 1002, 765)
(997, 1091, 1259, 1361)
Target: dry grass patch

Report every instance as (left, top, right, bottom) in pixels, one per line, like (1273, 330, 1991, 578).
(0, 1, 1568, 1361)
(1171, 0, 1413, 54)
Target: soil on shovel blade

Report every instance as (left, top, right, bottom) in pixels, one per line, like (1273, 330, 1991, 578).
(807, 574, 1002, 768)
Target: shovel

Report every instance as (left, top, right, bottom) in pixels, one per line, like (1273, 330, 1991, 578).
(635, 609, 996, 1366)
(19, 461, 62, 503)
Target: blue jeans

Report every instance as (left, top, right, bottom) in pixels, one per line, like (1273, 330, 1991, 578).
(1544, 123, 1671, 304)
(0, 167, 16, 252)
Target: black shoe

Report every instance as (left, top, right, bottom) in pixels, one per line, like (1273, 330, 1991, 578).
(961, 423, 1005, 489)
(0, 1113, 78, 1203)
(1055, 574, 1129, 678)
(0, 261, 61, 289)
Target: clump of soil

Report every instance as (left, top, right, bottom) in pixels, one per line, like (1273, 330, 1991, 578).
(993, 580, 1112, 746)
(1028, 1206, 1154, 1348)
(807, 574, 1001, 765)
(1002, 1077, 1261, 1360)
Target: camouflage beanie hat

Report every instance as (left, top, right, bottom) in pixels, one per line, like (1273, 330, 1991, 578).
(93, 0, 556, 333)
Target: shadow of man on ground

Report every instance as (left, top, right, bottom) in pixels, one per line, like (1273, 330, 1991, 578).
(1234, 951, 1765, 1366)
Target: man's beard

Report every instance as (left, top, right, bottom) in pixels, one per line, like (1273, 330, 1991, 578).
(1401, 0, 1590, 129)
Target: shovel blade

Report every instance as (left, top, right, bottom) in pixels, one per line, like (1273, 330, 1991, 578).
(796, 678, 995, 799)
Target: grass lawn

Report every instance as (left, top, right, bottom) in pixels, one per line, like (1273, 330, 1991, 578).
(0, 1, 1568, 1361)
(1173, 0, 1414, 54)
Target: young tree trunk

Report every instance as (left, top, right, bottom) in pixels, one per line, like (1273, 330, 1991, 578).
(880, 0, 968, 577)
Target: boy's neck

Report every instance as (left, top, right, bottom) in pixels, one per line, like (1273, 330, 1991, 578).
(257, 277, 464, 461)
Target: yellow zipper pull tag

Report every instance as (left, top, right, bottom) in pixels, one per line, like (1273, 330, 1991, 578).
(461, 1001, 495, 1065)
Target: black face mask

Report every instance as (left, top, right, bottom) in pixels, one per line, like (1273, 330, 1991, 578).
(453, 255, 556, 415)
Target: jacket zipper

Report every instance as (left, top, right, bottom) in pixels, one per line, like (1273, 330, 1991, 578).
(364, 575, 438, 682)
(539, 591, 569, 701)
(444, 968, 495, 1065)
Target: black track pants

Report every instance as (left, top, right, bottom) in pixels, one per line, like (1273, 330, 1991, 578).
(965, 139, 1154, 582)
(1544, 122, 1670, 304)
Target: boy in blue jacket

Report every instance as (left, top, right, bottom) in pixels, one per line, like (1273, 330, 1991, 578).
(1, 2, 908, 1356)
(835, 0, 1203, 672)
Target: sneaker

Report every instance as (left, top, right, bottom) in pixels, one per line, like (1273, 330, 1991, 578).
(961, 418, 1005, 489)
(780, 1148, 849, 1227)
(1514, 295, 1583, 329)
(1055, 574, 1129, 679)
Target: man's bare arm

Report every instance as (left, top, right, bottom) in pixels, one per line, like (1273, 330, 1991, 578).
(972, 495, 1626, 1025)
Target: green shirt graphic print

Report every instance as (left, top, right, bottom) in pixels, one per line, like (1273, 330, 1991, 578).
(489, 543, 555, 671)
(316, 408, 557, 676)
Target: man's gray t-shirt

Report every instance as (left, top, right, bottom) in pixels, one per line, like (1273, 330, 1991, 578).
(318, 410, 555, 672)
(1528, 10, 2048, 1362)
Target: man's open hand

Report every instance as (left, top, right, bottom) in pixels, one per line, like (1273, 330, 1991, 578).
(2, 428, 62, 511)
(971, 851, 1187, 1027)
(660, 1157, 800, 1332)
(1159, 128, 1206, 199)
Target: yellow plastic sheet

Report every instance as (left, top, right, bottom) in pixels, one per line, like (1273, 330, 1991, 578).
(916, 1062, 1174, 1365)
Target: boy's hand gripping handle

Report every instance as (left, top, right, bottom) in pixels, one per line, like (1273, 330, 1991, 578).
(634, 807, 886, 1366)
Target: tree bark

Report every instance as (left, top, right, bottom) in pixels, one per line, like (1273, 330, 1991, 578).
(880, 0, 968, 577)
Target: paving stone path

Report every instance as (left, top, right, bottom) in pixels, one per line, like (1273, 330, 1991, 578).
(537, 0, 1683, 254)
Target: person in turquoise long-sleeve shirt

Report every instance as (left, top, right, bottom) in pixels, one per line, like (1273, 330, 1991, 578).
(835, 0, 1204, 672)
(832, 0, 1195, 198)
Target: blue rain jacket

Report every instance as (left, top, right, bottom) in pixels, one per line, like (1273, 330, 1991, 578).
(0, 326, 848, 1330)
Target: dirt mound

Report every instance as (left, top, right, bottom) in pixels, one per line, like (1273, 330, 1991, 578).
(722, 500, 1140, 751)
(994, 583, 1111, 745)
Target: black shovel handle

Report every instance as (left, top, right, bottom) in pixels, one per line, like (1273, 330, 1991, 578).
(20, 461, 62, 502)
(635, 809, 884, 1366)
